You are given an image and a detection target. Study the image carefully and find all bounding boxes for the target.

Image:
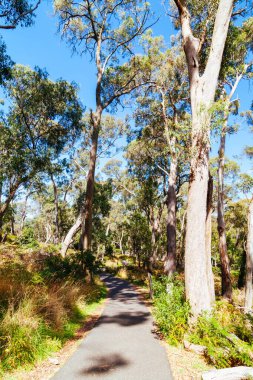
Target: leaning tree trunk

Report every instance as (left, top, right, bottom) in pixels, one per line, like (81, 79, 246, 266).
(51, 175, 60, 244)
(80, 111, 101, 251)
(217, 125, 232, 300)
(164, 154, 177, 276)
(245, 196, 253, 312)
(60, 214, 82, 258)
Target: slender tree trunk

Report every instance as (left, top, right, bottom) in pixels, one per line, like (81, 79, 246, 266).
(60, 214, 82, 258)
(80, 110, 102, 251)
(177, 208, 187, 270)
(149, 205, 163, 270)
(149, 208, 157, 271)
(20, 193, 30, 232)
(119, 230, 124, 255)
(45, 223, 52, 243)
(10, 214, 15, 235)
(51, 174, 60, 244)
(0, 213, 3, 241)
(0, 181, 20, 235)
(238, 248, 246, 289)
(217, 124, 232, 300)
(206, 173, 215, 302)
(164, 154, 177, 275)
(245, 196, 253, 312)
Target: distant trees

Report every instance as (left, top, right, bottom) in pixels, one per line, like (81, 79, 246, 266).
(0, 65, 83, 237)
(130, 37, 190, 275)
(55, 0, 152, 251)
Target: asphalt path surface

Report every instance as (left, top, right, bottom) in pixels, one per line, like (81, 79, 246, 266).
(52, 274, 173, 380)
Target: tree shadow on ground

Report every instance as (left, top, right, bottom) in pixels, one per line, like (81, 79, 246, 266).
(80, 353, 130, 376)
(96, 310, 150, 327)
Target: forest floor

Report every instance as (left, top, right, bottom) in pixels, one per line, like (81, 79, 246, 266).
(51, 274, 173, 380)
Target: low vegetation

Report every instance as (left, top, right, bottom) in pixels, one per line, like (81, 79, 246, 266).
(152, 275, 253, 369)
(0, 244, 106, 376)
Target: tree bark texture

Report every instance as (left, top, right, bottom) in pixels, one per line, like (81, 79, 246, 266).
(80, 111, 101, 251)
(51, 175, 60, 244)
(149, 203, 164, 270)
(60, 214, 82, 258)
(206, 173, 215, 302)
(245, 197, 253, 311)
(174, 0, 233, 315)
(164, 155, 177, 275)
(217, 126, 232, 300)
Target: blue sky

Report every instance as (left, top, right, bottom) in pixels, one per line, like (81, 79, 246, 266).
(1, 0, 252, 175)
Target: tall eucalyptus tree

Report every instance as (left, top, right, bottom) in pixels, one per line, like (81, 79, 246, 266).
(55, 0, 152, 251)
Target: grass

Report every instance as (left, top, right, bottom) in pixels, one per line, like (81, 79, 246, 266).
(0, 247, 107, 378)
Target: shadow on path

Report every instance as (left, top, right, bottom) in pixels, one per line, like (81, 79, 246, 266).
(79, 353, 130, 376)
(52, 273, 173, 380)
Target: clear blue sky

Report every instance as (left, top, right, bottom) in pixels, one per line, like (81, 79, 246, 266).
(1, 0, 252, 174)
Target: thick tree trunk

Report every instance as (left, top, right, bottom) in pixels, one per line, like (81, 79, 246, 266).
(80, 111, 101, 251)
(60, 214, 82, 257)
(174, 0, 233, 316)
(51, 175, 60, 244)
(245, 197, 253, 312)
(164, 155, 177, 275)
(206, 173, 215, 302)
(185, 111, 213, 314)
(217, 128, 232, 300)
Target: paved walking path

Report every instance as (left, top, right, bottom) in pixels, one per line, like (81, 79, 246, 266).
(52, 274, 173, 380)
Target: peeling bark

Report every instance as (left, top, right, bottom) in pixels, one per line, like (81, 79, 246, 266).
(245, 197, 253, 312)
(80, 110, 101, 251)
(206, 173, 215, 303)
(164, 154, 177, 276)
(174, 0, 233, 315)
(61, 214, 82, 258)
(51, 174, 60, 244)
(217, 126, 232, 300)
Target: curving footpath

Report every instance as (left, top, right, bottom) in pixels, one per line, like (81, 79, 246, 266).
(52, 274, 173, 380)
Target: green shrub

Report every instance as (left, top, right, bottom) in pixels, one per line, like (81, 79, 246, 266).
(188, 301, 253, 368)
(18, 227, 39, 248)
(41, 251, 97, 281)
(153, 276, 190, 345)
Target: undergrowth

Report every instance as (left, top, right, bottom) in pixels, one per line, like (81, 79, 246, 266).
(0, 255, 107, 376)
(152, 276, 190, 345)
(188, 302, 253, 368)
(152, 276, 253, 369)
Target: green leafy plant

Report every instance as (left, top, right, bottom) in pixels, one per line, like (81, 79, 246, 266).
(152, 276, 190, 345)
(188, 301, 253, 368)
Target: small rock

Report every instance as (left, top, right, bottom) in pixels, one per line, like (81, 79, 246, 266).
(183, 340, 207, 355)
(49, 357, 60, 365)
(202, 366, 253, 380)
